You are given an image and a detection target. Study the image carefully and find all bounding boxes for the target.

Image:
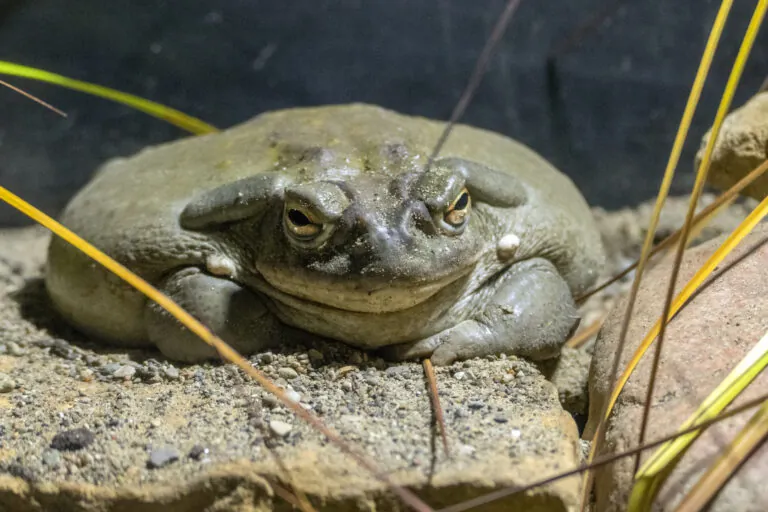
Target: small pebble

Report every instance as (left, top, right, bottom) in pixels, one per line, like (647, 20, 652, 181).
(307, 349, 324, 363)
(163, 366, 180, 380)
(50, 427, 95, 451)
(269, 420, 293, 437)
(262, 395, 279, 408)
(188, 445, 209, 460)
(147, 446, 180, 469)
(277, 367, 299, 380)
(259, 352, 274, 364)
(384, 365, 411, 377)
(467, 401, 485, 410)
(41, 450, 61, 467)
(113, 365, 136, 379)
(453, 371, 466, 381)
(284, 389, 301, 403)
(0, 373, 15, 393)
(78, 369, 95, 382)
(494, 416, 508, 423)
(101, 363, 121, 376)
(456, 444, 476, 457)
(7, 342, 25, 356)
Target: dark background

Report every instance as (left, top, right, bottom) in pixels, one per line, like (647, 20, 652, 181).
(1, 0, 766, 226)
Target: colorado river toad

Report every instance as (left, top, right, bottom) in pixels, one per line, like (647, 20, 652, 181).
(46, 104, 604, 364)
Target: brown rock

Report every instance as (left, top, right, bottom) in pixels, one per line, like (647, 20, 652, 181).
(585, 223, 768, 511)
(696, 91, 768, 200)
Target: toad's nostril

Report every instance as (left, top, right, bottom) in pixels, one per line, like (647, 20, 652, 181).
(403, 201, 435, 236)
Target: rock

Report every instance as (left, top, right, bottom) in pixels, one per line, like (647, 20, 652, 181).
(6, 342, 25, 357)
(268, 420, 293, 438)
(541, 346, 593, 417)
(162, 366, 180, 380)
(101, 363, 121, 376)
(188, 445, 208, 460)
(277, 367, 298, 380)
(41, 451, 61, 468)
(307, 349, 324, 364)
(50, 428, 95, 451)
(147, 446, 180, 469)
(112, 365, 136, 379)
(0, 373, 15, 393)
(0, 225, 604, 511)
(284, 389, 301, 404)
(697, 90, 768, 200)
(585, 224, 768, 511)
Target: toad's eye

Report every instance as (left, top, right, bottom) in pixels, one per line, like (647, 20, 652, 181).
(284, 207, 322, 239)
(444, 187, 471, 227)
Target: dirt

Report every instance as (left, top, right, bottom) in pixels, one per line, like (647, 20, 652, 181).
(0, 192, 759, 511)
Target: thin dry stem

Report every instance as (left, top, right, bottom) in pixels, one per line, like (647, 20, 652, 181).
(0, 78, 67, 117)
(425, 0, 522, 169)
(565, 316, 605, 349)
(423, 358, 450, 456)
(576, 157, 768, 304)
(674, 398, 768, 512)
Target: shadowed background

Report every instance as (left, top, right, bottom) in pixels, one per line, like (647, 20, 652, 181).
(1, 0, 766, 226)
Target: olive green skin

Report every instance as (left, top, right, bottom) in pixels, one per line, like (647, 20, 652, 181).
(46, 104, 604, 365)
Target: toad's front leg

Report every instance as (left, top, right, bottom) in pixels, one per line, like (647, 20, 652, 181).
(144, 267, 285, 362)
(385, 258, 580, 366)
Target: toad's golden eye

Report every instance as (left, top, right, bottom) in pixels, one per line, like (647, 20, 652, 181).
(284, 208, 322, 239)
(444, 187, 471, 227)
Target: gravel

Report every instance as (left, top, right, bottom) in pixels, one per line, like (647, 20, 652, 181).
(0, 195, 756, 509)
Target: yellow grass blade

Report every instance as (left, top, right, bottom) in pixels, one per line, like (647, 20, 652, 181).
(674, 385, 768, 512)
(0, 60, 218, 135)
(629, 330, 768, 509)
(0, 185, 433, 512)
(581, 1, 734, 505)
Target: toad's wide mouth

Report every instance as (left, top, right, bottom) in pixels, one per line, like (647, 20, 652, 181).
(252, 263, 475, 314)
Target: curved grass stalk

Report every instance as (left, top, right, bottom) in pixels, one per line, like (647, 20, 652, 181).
(0, 61, 218, 135)
(0, 185, 433, 512)
(674, 381, 768, 512)
(630, 330, 768, 510)
(581, 1, 735, 505)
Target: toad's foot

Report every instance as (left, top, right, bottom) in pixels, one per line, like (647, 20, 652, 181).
(145, 267, 285, 362)
(383, 258, 580, 366)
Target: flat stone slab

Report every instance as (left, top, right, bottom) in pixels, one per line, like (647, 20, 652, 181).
(0, 227, 582, 512)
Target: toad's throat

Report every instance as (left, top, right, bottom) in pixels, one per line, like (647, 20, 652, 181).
(253, 264, 473, 314)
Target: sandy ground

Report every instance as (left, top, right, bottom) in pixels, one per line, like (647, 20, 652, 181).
(0, 193, 758, 511)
